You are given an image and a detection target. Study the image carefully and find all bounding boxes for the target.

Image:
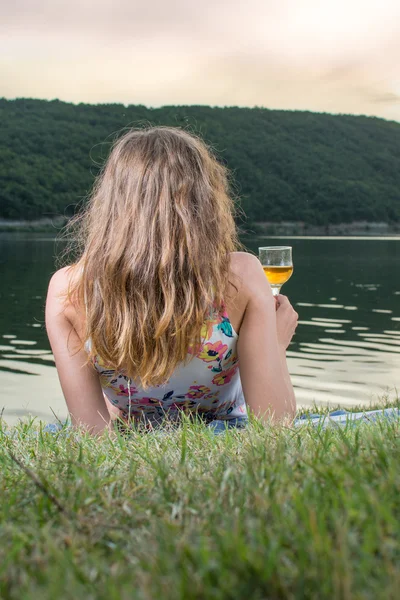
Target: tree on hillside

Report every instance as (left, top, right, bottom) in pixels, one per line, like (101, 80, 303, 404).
(0, 98, 399, 224)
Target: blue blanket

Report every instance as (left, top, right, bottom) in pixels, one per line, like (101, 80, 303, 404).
(294, 407, 400, 429)
(40, 408, 400, 436)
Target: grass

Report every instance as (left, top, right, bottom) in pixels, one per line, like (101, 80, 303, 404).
(1, 396, 400, 600)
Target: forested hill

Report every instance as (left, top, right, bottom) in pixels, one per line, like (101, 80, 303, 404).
(1, 97, 399, 224)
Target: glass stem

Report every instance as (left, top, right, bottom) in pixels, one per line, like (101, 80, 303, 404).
(271, 286, 281, 297)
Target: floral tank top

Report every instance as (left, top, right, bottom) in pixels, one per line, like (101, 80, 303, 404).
(84, 306, 247, 428)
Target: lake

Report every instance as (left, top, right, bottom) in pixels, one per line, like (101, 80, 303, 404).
(0, 233, 399, 425)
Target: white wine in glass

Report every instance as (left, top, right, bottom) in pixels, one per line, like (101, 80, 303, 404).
(259, 246, 293, 296)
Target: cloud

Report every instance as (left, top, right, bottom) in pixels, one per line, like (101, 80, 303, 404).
(371, 92, 400, 105)
(0, 0, 238, 43)
(1, 0, 400, 121)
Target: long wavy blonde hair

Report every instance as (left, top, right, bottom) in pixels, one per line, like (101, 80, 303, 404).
(65, 126, 241, 388)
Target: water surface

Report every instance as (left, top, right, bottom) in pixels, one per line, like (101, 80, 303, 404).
(1, 233, 399, 425)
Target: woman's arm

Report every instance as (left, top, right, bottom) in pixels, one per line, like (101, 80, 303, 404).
(45, 267, 112, 436)
(236, 254, 297, 425)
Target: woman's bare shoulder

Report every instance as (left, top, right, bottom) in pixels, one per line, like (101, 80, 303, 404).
(48, 265, 73, 289)
(229, 251, 266, 283)
(229, 251, 272, 300)
(47, 265, 83, 327)
(47, 265, 81, 300)
(230, 251, 260, 271)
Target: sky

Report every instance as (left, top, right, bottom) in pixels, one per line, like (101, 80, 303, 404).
(1, 0, 400, 121)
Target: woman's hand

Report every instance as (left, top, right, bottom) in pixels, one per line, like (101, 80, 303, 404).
(275, 294, 298, 351)
(234, 254, 297, 424)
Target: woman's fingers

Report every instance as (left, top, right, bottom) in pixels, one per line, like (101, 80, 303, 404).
(276, 294, 289, 305)
(275, 294, 299, 349)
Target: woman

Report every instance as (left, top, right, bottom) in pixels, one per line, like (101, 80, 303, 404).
(45, 126, 298, 436)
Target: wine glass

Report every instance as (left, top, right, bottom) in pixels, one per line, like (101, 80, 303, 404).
(259, 246, 293, 296)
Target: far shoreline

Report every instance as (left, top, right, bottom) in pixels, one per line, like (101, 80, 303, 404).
(240, 220, 400, 238)
(1, 218, 400, 237)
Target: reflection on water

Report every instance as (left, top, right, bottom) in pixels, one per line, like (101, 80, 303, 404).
(244, 235, 400, 411)
(0, 233, 399, 425)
